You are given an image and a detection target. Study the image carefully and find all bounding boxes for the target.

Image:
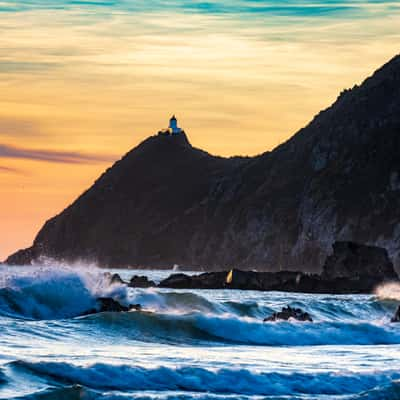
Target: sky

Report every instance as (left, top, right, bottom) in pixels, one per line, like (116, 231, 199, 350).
(0, 0, 399, 260)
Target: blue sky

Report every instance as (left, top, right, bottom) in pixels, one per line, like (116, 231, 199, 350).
(1, 0, 399, 20)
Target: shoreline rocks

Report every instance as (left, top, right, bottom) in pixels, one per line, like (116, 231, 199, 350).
(321, 241, 397, 281)
(128, 275, 156, 288)
(82, 297, 142, 315)
(157, 242, 399, 294)
(104, 273, 126, 285)
(100, 242, 398, 294)
(264, 306, 313, 322)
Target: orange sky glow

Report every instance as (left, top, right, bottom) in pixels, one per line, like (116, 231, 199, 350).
(1, 3, 400, 259)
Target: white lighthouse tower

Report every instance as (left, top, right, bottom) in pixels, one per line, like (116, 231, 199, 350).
(169, 115, 181, 135)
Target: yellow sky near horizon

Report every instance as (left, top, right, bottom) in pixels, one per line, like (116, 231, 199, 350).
(0, 6, 400, 260)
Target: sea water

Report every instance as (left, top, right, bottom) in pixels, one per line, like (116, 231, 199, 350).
(0, 265, 399, 400)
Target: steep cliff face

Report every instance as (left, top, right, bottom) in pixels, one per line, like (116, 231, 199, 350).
(6, 55, 400, 271)
(197, 54, 400, 272)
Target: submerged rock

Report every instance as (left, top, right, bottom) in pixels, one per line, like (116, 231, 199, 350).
(128, 275, 156, 288)
(264, 306, 313, 322)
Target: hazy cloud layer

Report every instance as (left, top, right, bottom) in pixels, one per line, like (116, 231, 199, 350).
(0, 165, 22, 174)
(0, 118, 44, 138)
(0, 61, 59, 74)
(0, 144, 117, 164)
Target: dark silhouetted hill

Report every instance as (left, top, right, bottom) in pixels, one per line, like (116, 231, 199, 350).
(6, 55, 400, 272)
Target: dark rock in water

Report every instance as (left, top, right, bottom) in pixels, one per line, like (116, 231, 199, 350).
(158, 258, 398, 293)
(97, 297, 130, 312)
(158, 273, 195, 288)
(225, 269, 305, 291)
(81, 298, 142, 315)
(5, 55, 400, 273)
(159, 269, 315, 291)
(391, 306, 400, 323)
(110, 273, 125, 285)
(104, 272, 126, 285)
(158, 271, 228, 289)
(264, 306, 313, 322)
(322, 241, 398, 281)
(128, 275, 156, 288)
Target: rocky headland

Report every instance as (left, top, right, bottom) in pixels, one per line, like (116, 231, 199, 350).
(5, 54, 400, 274)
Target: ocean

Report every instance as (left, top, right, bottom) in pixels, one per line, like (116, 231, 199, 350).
(0, 265, 399, 399)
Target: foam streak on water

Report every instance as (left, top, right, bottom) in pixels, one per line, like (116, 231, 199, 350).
(0, 265, 399, 400)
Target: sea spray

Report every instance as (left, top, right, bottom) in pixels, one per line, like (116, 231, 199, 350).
(0, 266, 128, 319)
(0, 267, 399, 346)
(374, 282, 400, 301)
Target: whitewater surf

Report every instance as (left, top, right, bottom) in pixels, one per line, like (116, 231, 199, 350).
(0, 265, 399, 399)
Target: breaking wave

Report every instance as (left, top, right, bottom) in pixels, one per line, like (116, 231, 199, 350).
(0, 267, 127, 319)
(10, 360, 400, 398)
(79, 309, 400, 346)
(1, 267, 400, 400)
(0, 267, 398, 347)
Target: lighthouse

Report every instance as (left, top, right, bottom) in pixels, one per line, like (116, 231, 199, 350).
(169, 115, 181, 135)
(157, 115, 185, 137)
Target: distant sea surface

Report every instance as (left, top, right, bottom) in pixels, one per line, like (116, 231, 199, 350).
(0, 265, 400, 399)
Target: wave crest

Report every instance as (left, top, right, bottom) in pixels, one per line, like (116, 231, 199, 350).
(11, 360, 400, 397)
(0, 267, 127, 319)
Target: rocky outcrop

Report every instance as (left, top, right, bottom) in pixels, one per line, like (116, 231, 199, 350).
(158, 271, 229, 289)
(157, 270, 387, 294)
(321, 241, 398, 281)
(158, 269, 310, 291)
(5, 55, 400, 273)
(104, 273, 126, 285)
(158, 242, 399, 293)
(97, 297, 131, 312)
(128, 275, 156, 288)
(83, 297, 142, 314)
(264, 306, 313, 322)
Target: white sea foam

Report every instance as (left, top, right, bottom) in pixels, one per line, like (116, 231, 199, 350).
(0, 265, 127, 319)
(374, 282, 400, 301)
(0, 266, 399, 346)
(1, 267, 400, 400)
